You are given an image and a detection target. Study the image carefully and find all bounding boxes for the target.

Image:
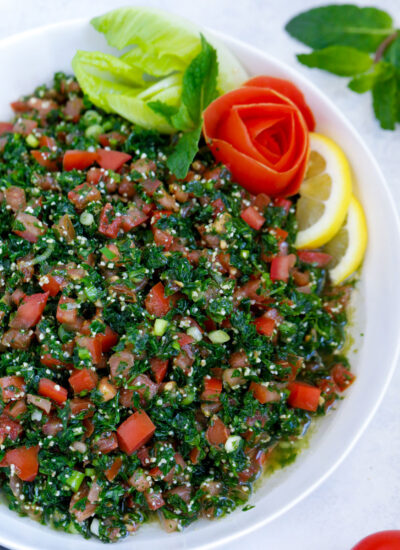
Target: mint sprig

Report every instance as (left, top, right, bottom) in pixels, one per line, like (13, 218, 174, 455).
(286, 5, 400, 130)
(149, 35, 218, 177)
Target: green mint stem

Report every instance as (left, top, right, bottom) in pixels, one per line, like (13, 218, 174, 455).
(374, 30, 399, 62)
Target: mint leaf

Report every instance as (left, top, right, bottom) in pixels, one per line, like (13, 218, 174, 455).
(383, 34, 400, 69)
(297, 46, 373, 76)
(163, 35, 218, 178)
(286, 5, 393, 53)
(148, 101, 179, 125)
(166, 124, 202, 179)
(372, 74, 397, 129)
(348, 61, 394, 93)
(182, 34, 218, 123)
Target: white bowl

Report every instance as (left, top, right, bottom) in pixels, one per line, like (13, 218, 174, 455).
(1, 18, 400, 550)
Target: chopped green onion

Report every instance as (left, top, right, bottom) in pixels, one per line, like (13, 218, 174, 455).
(100, 246, 117, 260)
(58, 325, 73, 343)
(83, 279, 99, 302)
(187, 326, 202, 341)
(26, 134, 39, 148)
(80, 212, 94, 226)
(82, 109, 103, 126)
(31, 409, 42, 422)
(240, 250, 250, 259)
(225, 435, 242, 453)
(154, 318, 168, 336)
(85, 124, 103, 139)
(78, 347, 91, 361)
(181, 386, 196, 405)
(66, 470, 85, 492)
(208, 330, 230, 344)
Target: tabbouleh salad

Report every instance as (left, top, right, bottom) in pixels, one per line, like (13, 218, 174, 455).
(0, 72, 355, 542)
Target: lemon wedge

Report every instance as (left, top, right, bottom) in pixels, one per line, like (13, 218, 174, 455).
(295, 133, 352, 249)
(323, 195, 367, 285)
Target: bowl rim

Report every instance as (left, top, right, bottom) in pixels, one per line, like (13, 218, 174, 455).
(0, 16, 400, 550)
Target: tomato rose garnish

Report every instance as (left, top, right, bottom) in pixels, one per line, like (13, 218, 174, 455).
(203, 76, 315, 197)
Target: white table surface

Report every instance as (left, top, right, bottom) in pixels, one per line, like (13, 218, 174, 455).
(0, 0, 399, 549)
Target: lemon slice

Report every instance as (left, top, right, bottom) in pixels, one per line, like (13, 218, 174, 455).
(295, 133, 352, 249)
(323, 195, 367, 285)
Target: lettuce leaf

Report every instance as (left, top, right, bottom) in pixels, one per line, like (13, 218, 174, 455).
(72, 7, 247, 132)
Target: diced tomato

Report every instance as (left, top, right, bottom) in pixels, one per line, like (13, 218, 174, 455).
(241, 206, 265, 230)
(117, 410, 156, 455)
(121, 207, 148, 232)
(10, 292, 49, 330)
(5, 187, 26, 212)
(331, 364, 355, 391)
(40, 353, 72, 369)
(269, 227, 288, 243)
(297, 250, 333, 267)
(177, 333, 194, 348)
(10, 101, 30, 113)
(142, 179, 161, 196)
(211, 198, 225, 214)
(13, 119, 37, 135)
(287, 382, 321, 412)
(31, 150, 58, 171)
(86, 167, 103, 184)
(39, 135, 56, 149)
(63, 150, 97, 171)
(253, 193, 271, 211)
(0, 445, 39, 481)
(206, 416, 230, 447)
(38, 378, 68, 405)
(276, 357, 303, 383)
(13, 212, 47, 243)
(150, 358, 169, 384)
(39, 273, 64, 297)
(137, 446, 150, 467)
(201, 378, 222, 402)
(76, 336, 102, 365)
(119, 374, 157, 408)
(69, 368, 98, 394)
(95, 326, 119, 353)
(249, 381, 280, 404)
(98, 132, 127, 148)
(317, 378, 338, 409)
(0, 376, 26, 402)
(144, 490, 165, 511)
(93, 432, 119, 454)
(189, 448, 200, 465)
(98, 203, 122, 239)
(69, 397, 94, 417)
(11, 289, 25, 307)
(152, 227, 174, 249)
(63, 98, 84, 122)
(68, 183, 101, 210)
(254, 316, 275, 337)
(5, 399, 27, 419)
(0, 413, 23, 443)
(274, 197, 292, 212)
(145, 282, 171, 317)
(0, 122, 13, 135)
(70, 485, 97, 522)
(42, 415, 63, 436)
(96, 149, 132, 171)
(270, 254, 296, 282)
(56, 296, 82, 331)
(105, 457, 123, 481)
(129, 469, 151, 492)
